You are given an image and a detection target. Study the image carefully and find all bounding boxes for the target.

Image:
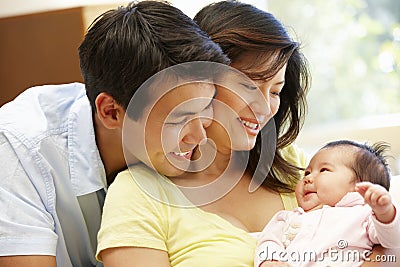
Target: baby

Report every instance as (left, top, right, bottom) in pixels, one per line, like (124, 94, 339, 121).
(255, 140, 400, 267)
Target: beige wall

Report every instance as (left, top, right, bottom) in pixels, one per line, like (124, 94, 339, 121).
(0, 0, 129, 19)
(0, 8, 85, 106)
(0, 4, 124, 106)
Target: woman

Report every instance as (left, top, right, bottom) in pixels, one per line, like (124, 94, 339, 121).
(186, 0, 310, 214)
(97, 1, 310, 266)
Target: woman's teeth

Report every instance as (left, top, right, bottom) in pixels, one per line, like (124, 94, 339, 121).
(239, 118, 259, 130)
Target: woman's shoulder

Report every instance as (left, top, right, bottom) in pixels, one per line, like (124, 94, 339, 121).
(280, 143, 310, 168)
(112, 164, 193, 208)
(280, 192, 298, 210)
(113, 164, 171, 188)
(107, 164, 168, 203)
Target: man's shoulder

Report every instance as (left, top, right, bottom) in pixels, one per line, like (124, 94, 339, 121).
(1, 82, 85, 108)
(0, 83, 88, 145)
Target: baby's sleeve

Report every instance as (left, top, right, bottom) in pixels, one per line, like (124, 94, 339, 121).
(367, 202, 400, 248)
(254, 211, 290, 267)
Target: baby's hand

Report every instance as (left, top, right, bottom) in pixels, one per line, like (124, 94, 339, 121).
(355, 181, 395, 223)
(260, 260, 291, 267)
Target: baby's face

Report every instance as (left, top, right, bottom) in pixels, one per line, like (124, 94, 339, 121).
(295, 146, 358, 211)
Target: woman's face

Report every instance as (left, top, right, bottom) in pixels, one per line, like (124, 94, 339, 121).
(208, 53, 287, 152)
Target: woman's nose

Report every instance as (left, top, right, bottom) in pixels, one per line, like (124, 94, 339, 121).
(249, 99, 271, 120)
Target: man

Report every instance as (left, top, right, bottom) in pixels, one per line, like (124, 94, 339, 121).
(0, 1, 229, 266)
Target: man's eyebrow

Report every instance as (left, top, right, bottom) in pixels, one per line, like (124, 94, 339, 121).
(275, 80, 285, 85)
(170, 88, 217, 118)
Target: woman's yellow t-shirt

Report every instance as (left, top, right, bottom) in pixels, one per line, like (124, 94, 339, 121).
(97, 144, 308, 266)
(280, 143, 310, 210)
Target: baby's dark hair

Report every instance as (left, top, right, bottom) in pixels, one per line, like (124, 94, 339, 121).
(322, 140, 391, 191)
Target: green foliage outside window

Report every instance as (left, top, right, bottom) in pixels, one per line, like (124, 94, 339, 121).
(268, 0, 400, 126)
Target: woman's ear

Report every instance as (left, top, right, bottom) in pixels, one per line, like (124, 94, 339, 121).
(95, 92, 125, 129)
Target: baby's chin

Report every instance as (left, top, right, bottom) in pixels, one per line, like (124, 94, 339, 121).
(304, 203, 324, 212)
(300, 201, 324, 212)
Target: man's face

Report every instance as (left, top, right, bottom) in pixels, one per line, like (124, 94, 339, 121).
(124, 82, 215, 177)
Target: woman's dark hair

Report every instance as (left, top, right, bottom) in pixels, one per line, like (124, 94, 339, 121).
(195, 0, 311, 192)
(79, 0, 229, 118)
(323, 140, 391, 191)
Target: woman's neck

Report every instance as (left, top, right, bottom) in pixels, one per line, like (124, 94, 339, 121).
(199, 138, 233, 172)
(170, 143, 251, 207)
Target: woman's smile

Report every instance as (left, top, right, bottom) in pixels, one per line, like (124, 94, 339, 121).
(238, 117, 261, 136)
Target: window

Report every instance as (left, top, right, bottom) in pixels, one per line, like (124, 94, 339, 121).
(267, 0, 400, 125)
(267, 0, 400, 174)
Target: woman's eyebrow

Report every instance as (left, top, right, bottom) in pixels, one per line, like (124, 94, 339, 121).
(275, 80, 285, 85)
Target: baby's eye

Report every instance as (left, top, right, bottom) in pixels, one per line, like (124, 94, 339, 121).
(304, 170, 310, 176)
(320, 168, 329, 172)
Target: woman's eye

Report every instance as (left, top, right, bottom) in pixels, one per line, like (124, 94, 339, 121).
(271, 91, 281, 97)
(240, 83, 258, 90)
(271, 86, 283, 97)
